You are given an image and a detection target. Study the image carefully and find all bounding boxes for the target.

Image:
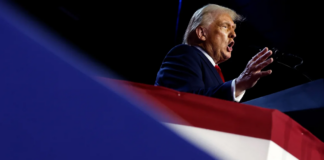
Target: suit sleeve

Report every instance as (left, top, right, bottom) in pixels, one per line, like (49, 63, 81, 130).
(155, 45, 233, 101)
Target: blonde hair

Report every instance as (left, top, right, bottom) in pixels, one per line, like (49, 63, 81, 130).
(183, 4, 244, 45)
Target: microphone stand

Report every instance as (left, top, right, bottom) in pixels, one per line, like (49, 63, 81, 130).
(271, 48, 312, 82)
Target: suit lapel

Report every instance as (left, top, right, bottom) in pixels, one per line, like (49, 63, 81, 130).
(191, 46, 224, 84)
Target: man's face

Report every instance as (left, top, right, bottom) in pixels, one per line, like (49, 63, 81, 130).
(204, 12, 236, 64)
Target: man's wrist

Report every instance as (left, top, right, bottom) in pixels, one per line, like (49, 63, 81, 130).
(235, 78, 245, 97)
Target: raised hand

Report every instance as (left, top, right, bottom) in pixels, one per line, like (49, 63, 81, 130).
(235, 47, 273, 97)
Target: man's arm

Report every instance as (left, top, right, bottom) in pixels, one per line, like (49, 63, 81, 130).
(155, 45, 233, 101)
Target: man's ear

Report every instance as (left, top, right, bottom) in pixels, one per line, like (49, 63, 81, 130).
(195, 26, 207, 41)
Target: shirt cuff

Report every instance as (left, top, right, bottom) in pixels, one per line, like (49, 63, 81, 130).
(231, 79, 245, 102)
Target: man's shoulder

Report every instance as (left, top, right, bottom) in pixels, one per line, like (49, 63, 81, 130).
(168, 44, 200, 56)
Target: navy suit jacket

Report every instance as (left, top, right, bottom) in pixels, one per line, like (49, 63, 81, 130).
(155, 44, 234, 101)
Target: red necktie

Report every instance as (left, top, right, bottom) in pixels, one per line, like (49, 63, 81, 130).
(215, 65, 225, 82)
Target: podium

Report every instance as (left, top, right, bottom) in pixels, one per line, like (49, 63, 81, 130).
(244, 79, 324, 141)
(99, 78, 324, 160)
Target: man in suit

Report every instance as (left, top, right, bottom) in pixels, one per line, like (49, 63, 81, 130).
(155, 4, 273, 102)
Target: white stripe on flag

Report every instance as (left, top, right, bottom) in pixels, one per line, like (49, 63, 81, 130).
(164, 123, 298, 160)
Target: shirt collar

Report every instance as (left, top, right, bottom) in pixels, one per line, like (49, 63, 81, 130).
(194, 46, 216, 66)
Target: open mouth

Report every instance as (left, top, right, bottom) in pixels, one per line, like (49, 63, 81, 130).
(227, 41, 234, 52)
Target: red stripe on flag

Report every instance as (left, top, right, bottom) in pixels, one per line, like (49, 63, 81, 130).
(98, 78, 324, 160)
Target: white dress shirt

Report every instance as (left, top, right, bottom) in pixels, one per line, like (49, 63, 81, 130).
(195, 46, 245, 102)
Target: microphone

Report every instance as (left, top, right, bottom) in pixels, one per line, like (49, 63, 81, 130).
(263, 47, 312, 82)
(270, 47, 303, 69)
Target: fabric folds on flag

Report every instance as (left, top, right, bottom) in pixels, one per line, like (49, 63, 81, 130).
(99, 78, 324, 160)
